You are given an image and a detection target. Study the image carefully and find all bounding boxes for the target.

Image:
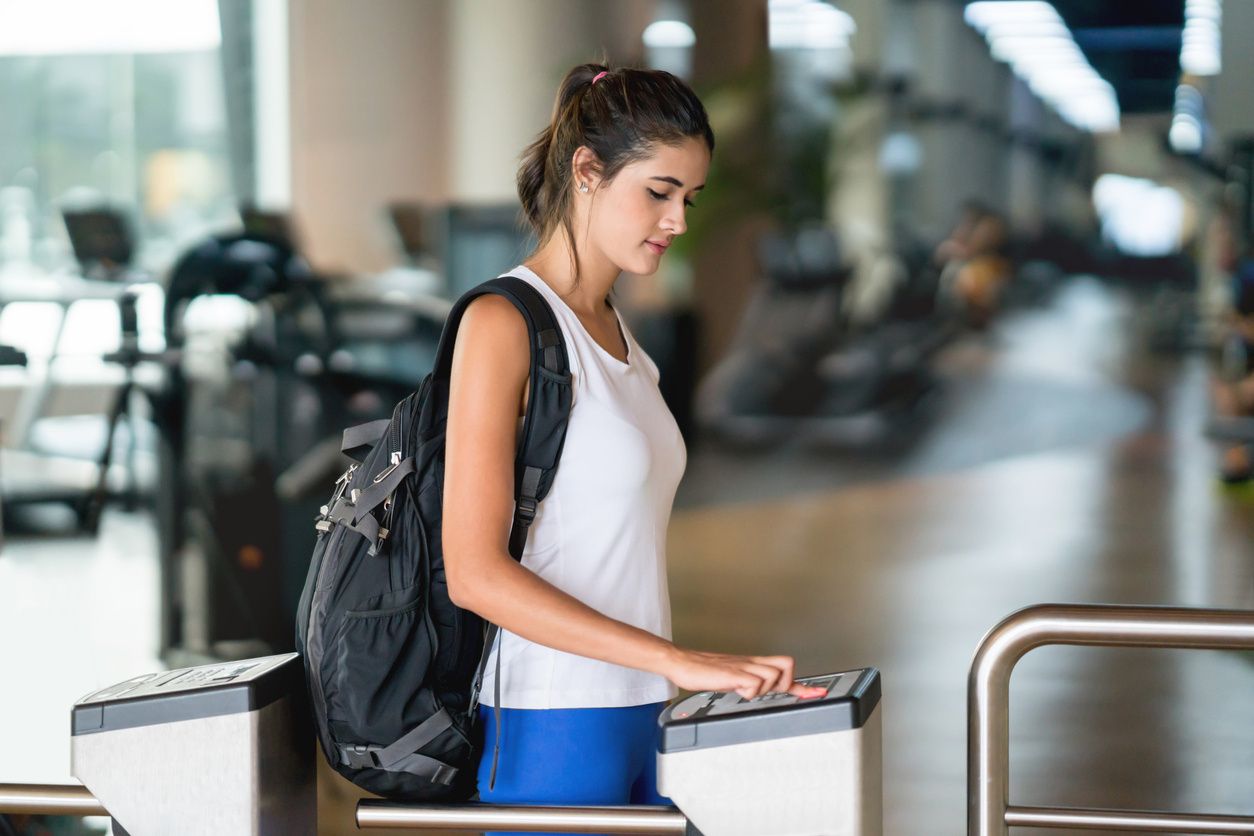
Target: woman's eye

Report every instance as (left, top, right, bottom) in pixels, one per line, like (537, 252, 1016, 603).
(648, 188, 696, 208)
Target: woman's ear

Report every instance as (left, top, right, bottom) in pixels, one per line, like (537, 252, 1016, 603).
(571, 145, 603, 193)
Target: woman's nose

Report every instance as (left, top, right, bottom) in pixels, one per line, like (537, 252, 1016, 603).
(666, 204, 688, 237)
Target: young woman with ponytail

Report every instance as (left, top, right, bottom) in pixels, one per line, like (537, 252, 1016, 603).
(442, 62, 823, 823)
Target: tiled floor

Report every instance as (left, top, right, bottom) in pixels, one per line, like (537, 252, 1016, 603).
(2, 276, 1252, 835)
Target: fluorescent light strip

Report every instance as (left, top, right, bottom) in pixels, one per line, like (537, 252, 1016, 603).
(769, 0, 857, 51)
(1180, 0, 1222, 75)
(965, 0, 1058, 31)
(965, 1, 1120, 133)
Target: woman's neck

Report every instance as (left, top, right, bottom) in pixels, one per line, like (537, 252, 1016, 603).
(524, 236, 620, 316)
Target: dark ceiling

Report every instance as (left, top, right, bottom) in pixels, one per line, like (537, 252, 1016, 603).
(1051, 0, 1185, 113)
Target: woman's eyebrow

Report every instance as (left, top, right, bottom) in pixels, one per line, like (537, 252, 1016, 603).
(650, 176, 705, 191)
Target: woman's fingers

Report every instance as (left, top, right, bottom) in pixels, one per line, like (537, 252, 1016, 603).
(730, 657, 801, 698)
(742, 662, 786, 696)
(787, 681, 830, 699)
(669, 648, 815, 699)
(751, 655, 796, 692)
(732, 672, 764, 700)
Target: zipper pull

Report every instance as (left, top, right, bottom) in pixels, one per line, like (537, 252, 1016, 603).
(373, 451, 404, 484)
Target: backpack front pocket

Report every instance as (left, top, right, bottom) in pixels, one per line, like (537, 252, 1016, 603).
(325, 583, 434, 744)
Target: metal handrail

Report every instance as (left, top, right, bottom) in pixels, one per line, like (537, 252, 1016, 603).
(0, 783, 689, 833)
(1004, 804, 1254, 833)
(968, 603, 1254, 835)
(0, 783, 105, 817)
(356, 800, 689, 833)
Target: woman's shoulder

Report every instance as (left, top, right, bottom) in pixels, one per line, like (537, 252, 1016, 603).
(461, 292, 528, 331)
(452, 294, 530, 377)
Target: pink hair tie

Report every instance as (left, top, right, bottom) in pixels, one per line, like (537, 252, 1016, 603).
(592, 71, 608, 85)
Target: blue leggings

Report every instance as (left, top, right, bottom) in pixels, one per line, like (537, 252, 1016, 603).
(476, 703, 670, 836)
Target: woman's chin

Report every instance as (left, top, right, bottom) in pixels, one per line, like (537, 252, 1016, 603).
(634, 257, 661, 276)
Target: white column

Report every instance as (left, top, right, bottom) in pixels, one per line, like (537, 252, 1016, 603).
(253, 0, 290, 210)
(1208, 0, 1254, 141)
(907, 0, 1014, 239)
(829, 0, 891, 257)
(287, 0, 451, 273)
(448, 0, 652, 202)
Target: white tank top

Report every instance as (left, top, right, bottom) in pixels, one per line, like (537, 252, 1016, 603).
(478, 265, 686, 708)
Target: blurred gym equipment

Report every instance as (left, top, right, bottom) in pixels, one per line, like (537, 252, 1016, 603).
(157, 225, 450, 664)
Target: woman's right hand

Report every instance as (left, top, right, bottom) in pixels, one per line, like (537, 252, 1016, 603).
(661, 646, 828, 701)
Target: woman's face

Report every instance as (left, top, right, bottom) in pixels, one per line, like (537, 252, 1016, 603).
(585, 137, 710, 276)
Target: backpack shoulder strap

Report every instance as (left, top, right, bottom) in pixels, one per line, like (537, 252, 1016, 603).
(432, 276, 573, 561)
(432, 276, 567, 380)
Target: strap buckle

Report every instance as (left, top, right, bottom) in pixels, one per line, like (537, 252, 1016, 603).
(430, 762, 458, 786)
(341, 744, 377, 769)
(516, 496, 538, 523)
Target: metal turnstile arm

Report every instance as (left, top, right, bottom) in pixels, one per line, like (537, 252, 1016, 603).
(356, 801, 692, 833)
(0, 783, 106, 817)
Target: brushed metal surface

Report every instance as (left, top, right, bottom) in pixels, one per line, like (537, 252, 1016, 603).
(356, 801, 688, 832)
(72, 694, 313, 835)
(968, 605, 1254, 835)
(1005, 804, 1254, 833)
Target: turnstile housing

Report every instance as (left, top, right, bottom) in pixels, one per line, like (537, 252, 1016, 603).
(657, 668, 882, 836)
(70, 652, 314, 836)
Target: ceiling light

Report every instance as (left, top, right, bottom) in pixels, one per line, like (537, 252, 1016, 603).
(965, 1, 1061, 32)
(1093, 174, 1185, 255)
(1169, 117, 1204, 154)
(643, 20, 696, 49)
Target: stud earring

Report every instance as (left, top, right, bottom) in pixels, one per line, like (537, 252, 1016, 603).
(578, 183, 589, 193)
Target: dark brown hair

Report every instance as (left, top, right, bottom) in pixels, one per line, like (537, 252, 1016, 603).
(516, 62, 715, 284)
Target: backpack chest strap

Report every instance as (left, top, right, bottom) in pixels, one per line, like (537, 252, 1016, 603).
(319, 496, 386, 554)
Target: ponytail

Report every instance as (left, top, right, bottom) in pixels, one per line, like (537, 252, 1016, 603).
(516, 124, 553, 233)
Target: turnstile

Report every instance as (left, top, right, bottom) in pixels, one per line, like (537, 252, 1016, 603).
(44, 657, 881, 835)
(70, 652, 314, 835)
(658, 668, 881, 836)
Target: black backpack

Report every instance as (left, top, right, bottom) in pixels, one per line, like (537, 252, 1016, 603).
(294, 276, 572, 800)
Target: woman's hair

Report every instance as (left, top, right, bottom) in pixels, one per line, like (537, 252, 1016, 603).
(517, 62, 715, 284)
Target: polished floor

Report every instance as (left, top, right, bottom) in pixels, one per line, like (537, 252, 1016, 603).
(1, 277, 1252, 835)
(670, 278, 1254, 834)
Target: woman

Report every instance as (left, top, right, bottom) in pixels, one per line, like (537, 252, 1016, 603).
(442, 63, 823, 821)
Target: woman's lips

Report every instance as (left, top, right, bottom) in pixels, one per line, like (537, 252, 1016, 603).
(646, 241, 667, 255)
